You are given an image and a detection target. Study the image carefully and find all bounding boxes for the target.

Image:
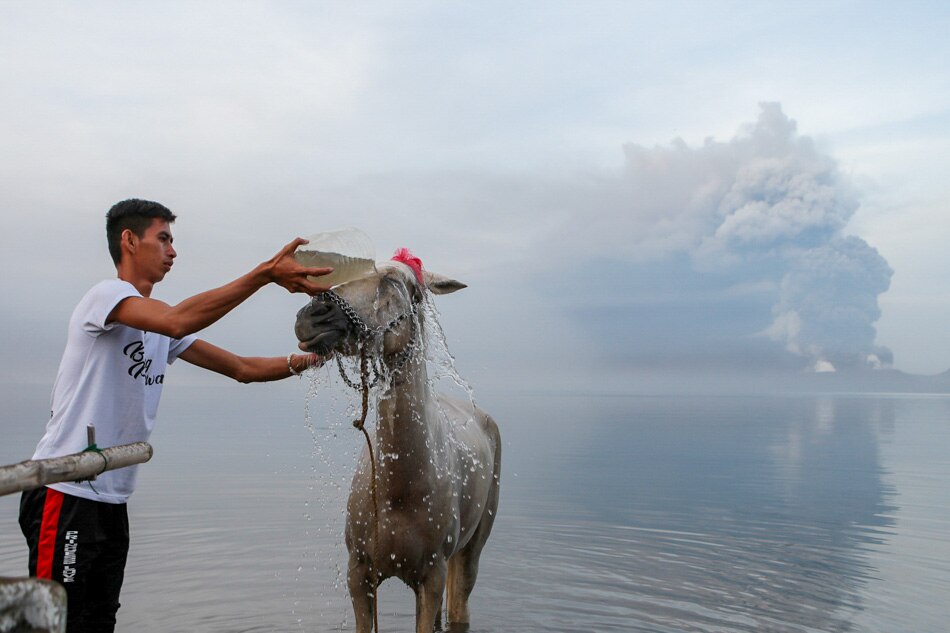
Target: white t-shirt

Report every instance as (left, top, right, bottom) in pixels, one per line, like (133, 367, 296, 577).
(33, 279, 196, 504)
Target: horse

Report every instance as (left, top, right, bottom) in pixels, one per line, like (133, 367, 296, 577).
(294, 255, 501, 633)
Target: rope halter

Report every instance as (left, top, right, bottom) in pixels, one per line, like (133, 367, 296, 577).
(312, 288, 420, 390)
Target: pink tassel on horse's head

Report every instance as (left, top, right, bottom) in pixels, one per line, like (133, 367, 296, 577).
(392, 248, 424, 285)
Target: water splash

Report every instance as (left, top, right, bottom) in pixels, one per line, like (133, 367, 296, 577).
(419, 292, 477, 408)
(291, 361, 364, 630)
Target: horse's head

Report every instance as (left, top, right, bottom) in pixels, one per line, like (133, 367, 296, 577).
(294, 258, 466, 361)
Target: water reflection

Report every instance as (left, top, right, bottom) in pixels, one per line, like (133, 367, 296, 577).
(488, 394, 898, 632)
(4, 387, 948, 633)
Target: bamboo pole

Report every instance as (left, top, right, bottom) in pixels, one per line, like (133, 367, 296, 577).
(0, 577, 66, 633)
(0, 442, 153, 497)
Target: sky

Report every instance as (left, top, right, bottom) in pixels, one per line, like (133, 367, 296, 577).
(1, 0, 949, 396)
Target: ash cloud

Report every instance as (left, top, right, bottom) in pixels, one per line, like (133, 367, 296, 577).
(549, 103, 893, 371)
(767, 236, 893, 369)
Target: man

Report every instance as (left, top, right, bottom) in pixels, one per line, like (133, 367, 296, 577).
(18, 198, 334, 632)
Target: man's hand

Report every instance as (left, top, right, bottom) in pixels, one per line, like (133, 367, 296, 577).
(264, 238, 334, 295)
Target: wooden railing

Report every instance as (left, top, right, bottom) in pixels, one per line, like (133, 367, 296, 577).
(1, 440, 153, 632)
(0, 442, 153, 498)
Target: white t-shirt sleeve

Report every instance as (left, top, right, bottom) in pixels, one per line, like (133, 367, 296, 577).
(168, 334, 197, 363)
(81, 279, 196, 359)
(80, 279, 141, 335)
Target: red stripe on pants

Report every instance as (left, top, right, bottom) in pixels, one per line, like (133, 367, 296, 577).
(36, 488, 64, 579)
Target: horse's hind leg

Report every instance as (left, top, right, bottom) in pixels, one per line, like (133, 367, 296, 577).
(447, 419, 502, 625)
(447, 476, 500, 623)
(446, 538, 485, 625)
(415, 560, 447, 633)
(347, 557, 376, 633)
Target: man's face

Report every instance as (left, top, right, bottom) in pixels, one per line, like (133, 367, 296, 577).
(133, 219, 176, 282)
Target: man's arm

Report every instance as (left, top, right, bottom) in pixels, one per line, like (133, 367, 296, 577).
(178, 339, 323, 383)
(109, 238, 331, 339)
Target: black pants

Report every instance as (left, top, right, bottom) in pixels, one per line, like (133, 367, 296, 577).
(19, 487, 129, 633)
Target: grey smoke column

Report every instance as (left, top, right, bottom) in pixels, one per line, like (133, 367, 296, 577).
(618, 103, 893, 370)
(769, 236, 893, 369)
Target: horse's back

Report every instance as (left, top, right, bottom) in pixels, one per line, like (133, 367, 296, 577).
(435, 393, 498, 435)
(433, 393, 501, 452)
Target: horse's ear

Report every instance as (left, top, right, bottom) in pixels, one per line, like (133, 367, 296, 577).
(423, 271, 467, 295)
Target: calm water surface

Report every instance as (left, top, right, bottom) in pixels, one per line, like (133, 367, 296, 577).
(2, 381, 950, 632)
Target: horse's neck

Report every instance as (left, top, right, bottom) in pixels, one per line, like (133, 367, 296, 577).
(374, 359, 438, 488)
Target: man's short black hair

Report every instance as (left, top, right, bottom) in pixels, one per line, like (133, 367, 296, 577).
(105, 199, 176, 265)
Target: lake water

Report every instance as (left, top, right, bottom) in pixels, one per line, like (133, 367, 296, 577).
(2, 379, 950, 632)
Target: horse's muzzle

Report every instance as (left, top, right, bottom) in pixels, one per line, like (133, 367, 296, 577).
(294, 298, 351, 354)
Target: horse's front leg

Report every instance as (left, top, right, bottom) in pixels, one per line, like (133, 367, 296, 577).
(348, 554, 376, 633)
(415, 559, 447, 633)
